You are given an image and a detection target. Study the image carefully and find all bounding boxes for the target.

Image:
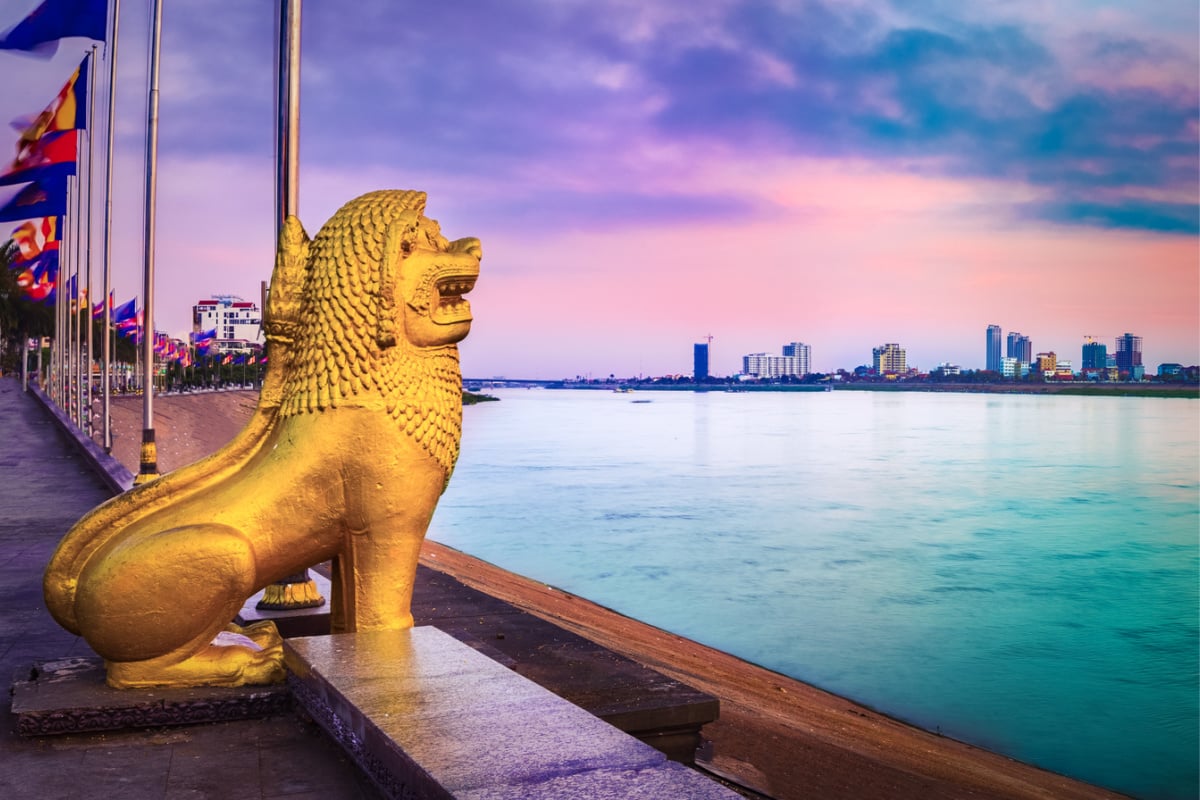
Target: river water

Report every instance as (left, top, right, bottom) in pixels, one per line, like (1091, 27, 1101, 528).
(428, 388, 1199, 799)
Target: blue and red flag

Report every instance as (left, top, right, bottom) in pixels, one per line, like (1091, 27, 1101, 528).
(91, 289, 112, 318)
(192, 327, 216, 355)
(0, 0, 107, 56)
(0, 129, 76, 186)
(112, 296, 137, 323)
(0, 176, 67, 222)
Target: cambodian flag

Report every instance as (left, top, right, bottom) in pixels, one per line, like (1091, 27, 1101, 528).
(112, 297, 137, 323)
(91, 289, 112, 318)
(0, 0, 107, 57)
(0, 177, 67, 223)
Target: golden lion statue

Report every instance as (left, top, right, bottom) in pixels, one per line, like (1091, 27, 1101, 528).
(44, 190, 481, 688)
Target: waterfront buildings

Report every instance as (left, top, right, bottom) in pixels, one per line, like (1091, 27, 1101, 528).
(986, 325, 1002, 372)
(1006, 332, 1032, 366)
(693, 342, 710, 381)
(1158, 363, 1183, 378)
(738, 341, 811, 380)
(1035, 352, 1057, 376)
(741, 352, 807, 379)
(781, 342, 811, 376)
(1115, 333, 1143, 374)
(192, 296, 263, 353)
(1082, 338, 1107, 370)
(873, 343, 907, 375)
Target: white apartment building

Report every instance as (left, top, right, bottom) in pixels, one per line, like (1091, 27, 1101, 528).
(781, 342, 811, 376)
(193, 296, 263, 352)
(741, 340, 812, 379)
(742, 353, 807, 379)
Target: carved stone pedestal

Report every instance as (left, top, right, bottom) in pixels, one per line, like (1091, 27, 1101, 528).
(11, 657, 290, 737)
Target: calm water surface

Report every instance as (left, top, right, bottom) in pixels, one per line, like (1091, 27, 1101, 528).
(430, 388, 1199, 799)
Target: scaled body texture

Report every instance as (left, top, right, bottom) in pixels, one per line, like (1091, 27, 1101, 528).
(44, 190, 481, 688)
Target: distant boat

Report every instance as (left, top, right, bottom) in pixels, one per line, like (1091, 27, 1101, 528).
(613, 387, 634, 393)
(631, 399, 652, 404)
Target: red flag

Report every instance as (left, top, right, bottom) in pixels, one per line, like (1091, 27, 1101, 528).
(0, 129, 76, 185)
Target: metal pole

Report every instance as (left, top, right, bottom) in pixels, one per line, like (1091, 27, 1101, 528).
(276, 0, 301, 235)
(85, 46, 97, 437)
(101, 0, 121, 452)
(75, 172, 84, 429)
(258, 0, 323, 612)
(66, 177, 76, 423)
(135, 0, 164, 484)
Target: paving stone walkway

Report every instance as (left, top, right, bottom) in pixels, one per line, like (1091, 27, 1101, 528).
(0, 377, 381, 800)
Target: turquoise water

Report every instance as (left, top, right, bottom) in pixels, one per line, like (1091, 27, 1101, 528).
(429, 388, 1199, 799)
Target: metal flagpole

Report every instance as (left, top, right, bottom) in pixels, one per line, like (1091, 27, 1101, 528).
(135, 0, 164, 484)
(85, 45, 98, 437)
(277, 0, 301, 231)
(258, 0, 323, 611)
(73, 169, 84, 429)
(101, 0, 121, 452)
(66, 176, 77, 424)
(53, 235, 62, 406)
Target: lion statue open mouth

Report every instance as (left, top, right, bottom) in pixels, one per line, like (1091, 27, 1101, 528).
(43, 190, 481, 688)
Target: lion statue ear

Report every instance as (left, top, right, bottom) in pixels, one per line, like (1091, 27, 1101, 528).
(377, 210, 422, 349)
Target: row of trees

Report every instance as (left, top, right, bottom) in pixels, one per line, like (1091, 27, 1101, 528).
(159, 356, 265, 393)
(0, 241, 52, 373)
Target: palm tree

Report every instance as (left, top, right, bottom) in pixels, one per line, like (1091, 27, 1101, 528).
(0, 240, 55, 375)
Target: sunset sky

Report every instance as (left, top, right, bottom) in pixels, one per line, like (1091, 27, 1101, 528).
(1, 0, 1196, 378)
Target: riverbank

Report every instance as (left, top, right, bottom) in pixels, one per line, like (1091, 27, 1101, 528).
(550, 381, 1198, 398)
(104, 390, 1127, 800)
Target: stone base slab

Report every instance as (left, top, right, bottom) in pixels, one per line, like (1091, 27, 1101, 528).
(284, 627, 740, 799)
(11, 657, 290, 737)
(236, 571, 334, 639)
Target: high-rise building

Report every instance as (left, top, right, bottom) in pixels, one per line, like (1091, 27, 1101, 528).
(873, 343, 906, 374)
(1115, 333, 1143, 373)
(192, 295, 263, 352)
(1081, 338, 1107, 370)
(693, 343, 710, 381)
(1006, 332, 1032, 365)
(781, 341, 811, 376)
(986, 325, 1002, 372)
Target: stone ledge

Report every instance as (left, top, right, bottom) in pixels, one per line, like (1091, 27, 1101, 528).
(11, 657, 291, 737)
(285, 627, 741, 800)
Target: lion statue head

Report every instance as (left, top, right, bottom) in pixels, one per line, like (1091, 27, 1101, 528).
(276, 190, 482, 481)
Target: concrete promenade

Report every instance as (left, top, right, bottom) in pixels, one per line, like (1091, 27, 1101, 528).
(0, 377, 382, 800)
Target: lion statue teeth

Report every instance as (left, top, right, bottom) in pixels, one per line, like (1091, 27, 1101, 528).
(43, 190, 481, 689)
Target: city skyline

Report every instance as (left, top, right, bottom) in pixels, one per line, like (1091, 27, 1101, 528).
(1, 1, 1196, 379)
